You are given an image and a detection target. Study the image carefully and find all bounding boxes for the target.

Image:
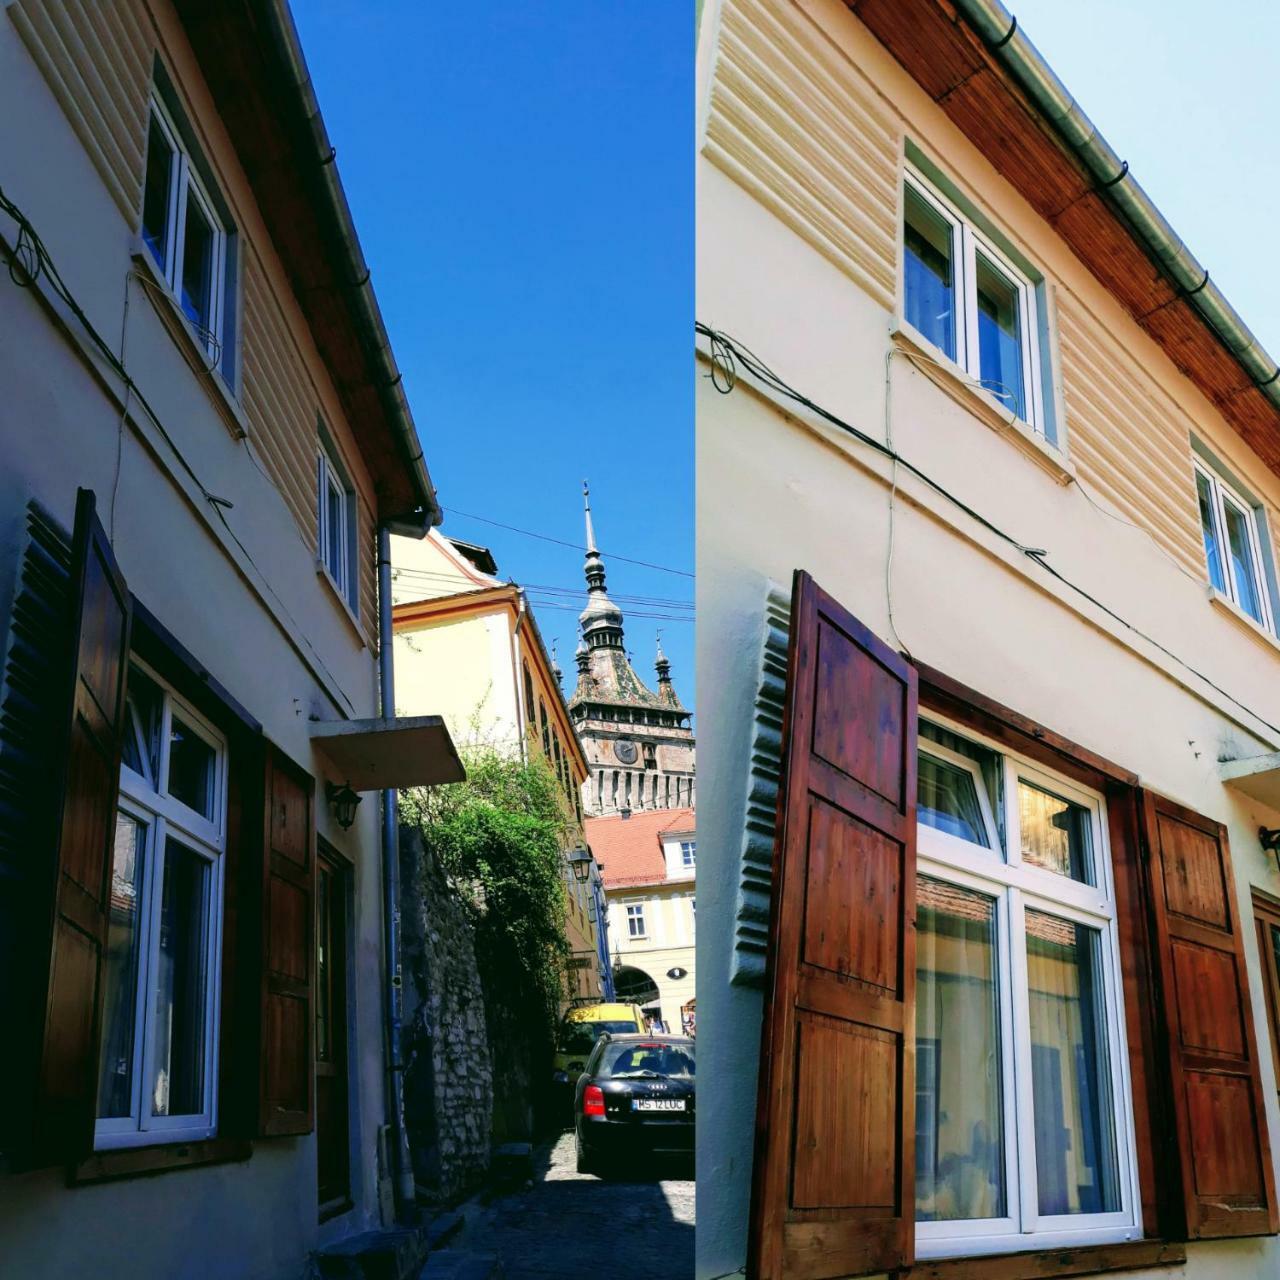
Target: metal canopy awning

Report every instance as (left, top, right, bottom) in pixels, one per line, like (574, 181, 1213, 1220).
(1220, 753, 1280, 811)
(311, 716, 464, 791)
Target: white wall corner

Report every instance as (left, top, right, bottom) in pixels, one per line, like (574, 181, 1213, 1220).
(729, 580, 791, 988)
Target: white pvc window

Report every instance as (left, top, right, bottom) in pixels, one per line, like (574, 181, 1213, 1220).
(95, 661, 227, 1150)
(141, 96, 227, 363)
(903, 169, 1046, 434)
(626, 903, 647, 939)
(914, 718, 1140, 1260)
(317, 442, 356, 611)
(1194, 457, 1276, 632)
(680, 840, 696, 868)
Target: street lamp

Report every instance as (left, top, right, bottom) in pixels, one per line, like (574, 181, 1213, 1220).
(325, 780, 362, 831)
(567, 847, 593, 884)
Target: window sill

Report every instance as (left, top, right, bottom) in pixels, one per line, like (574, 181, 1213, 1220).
(129, 239, 247, 443)
(890, 323, 1076, 488)
(316, 558, 368, 648)
(70, 1137, 252, 1185)
(910, 1238, 1186, 1280)
(1207, 586, 1280, 655)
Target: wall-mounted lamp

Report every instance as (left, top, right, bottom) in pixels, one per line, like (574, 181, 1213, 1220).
(567, 847, 593, 884)
(326, 780, 362, 831)
(1260, 827, 1280, 865)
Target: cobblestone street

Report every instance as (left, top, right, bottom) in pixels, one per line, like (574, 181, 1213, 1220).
(449, 1131, 695, 1279)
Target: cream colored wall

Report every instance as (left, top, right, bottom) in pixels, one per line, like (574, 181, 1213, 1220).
(697, 1, 1280, 1276)
(390, 529, 493, 606)
(609, 886, 697, 1030)
(394, 609, 520, 752)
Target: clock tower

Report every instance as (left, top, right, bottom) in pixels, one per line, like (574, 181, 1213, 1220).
(567, 485, 694, 816)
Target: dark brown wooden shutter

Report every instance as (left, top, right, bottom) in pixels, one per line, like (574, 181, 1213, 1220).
(33, 489, 131, 1162)
(1139, 791, 1278, 1238)
(748, 571, 918, 1280)
(258, 745, 316, 1135)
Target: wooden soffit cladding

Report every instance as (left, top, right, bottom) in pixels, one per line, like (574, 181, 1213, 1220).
(848, 0, 1280, 475)
(171, 1, 418, 516)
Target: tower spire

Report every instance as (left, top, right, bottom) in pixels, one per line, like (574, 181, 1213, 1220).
(578, 480, 623, 650)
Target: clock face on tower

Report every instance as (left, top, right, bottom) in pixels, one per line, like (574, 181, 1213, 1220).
(613, 739, 638, 765)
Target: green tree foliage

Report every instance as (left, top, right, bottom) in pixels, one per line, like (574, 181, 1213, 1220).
(402, 746, 573, 1117)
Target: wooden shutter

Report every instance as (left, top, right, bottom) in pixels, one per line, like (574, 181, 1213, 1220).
(748, 571, 918, 1280)
(1139, 791, 1279, 1238)
(258, 744, 316, 1135)
(33, 489, 131, 1162)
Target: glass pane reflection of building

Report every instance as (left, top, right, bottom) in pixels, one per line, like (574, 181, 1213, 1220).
(915, 876, 1004, 1221)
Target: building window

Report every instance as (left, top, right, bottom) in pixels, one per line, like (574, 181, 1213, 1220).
(626, 903, 646, 939)
(680, 840, 696, 869)
(317, 437, 357, 613)
(1254, 891, 1280, 1095)
(523, 663, 536, 737)
(96, 661, 227, 1149)
(1194, 456, 1276, 630)
(914, 718, 1138, 1258)
(903, 170, 1045, 434)
(142, 95, 232, 372)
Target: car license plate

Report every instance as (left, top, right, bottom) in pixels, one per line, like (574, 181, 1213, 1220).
(633, 1098, 685, 1112)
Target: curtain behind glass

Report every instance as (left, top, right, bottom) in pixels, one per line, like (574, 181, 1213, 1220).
(916, 877, 1005, 1221)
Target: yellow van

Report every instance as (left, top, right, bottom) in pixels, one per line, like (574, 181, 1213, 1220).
(552, 1002, 646, 1095)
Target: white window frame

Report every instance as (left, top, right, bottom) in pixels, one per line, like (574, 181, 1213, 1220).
(1193, 456, 1277, 632)
(95, 660, 228, 1151)
(915, 715, 1142, 1260)
(680, 840, 696, 868)
(903, 168, 1046, 435)
(626, 902, 647, 940)
(317, 442, 355, 609)
(143, 95, 227, 362)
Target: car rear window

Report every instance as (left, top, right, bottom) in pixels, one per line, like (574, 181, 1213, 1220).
(558, 1019, 639, 1054)
(598, 1041, 696, 1080)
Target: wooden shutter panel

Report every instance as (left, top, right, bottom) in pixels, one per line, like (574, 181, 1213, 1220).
(1139, 791, 1279, 1238)
(749, 571, 918, 1280)
(33, 489, 131, 1161)
(258, 745, 316, 1136)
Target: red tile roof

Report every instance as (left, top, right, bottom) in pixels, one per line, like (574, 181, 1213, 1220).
(586, 807, 695, 889)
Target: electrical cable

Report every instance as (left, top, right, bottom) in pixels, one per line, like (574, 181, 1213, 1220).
(0, 182, 357, 714)
(441, 506, 695, 579)
(699, 322, 1280, 744)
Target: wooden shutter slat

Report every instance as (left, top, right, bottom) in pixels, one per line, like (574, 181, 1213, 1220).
(32, 489, 131, 1163)
(1139, 790, 1279, 1239)
(258, 745, 316, 1136)
(749, 571, 917, 1280)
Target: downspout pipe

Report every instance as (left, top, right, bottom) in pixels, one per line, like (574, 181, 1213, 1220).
(262, 1, 443, 532)
(952, 0, 1280, 405)
(378, 524, 416, 1218)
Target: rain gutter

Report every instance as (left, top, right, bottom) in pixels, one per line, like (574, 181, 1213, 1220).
(953, 0, 1280, 406)
(261, 0, 443, 535)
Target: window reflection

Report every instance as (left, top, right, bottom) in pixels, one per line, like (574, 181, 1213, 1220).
(904, 184, 956, 360)
(916, 877, 1005, 1221)
(1026, 910, 1120, 1216)
(1019, 781, 1093, 885)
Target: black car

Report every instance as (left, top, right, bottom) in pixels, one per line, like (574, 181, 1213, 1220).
(573, 1032, 695, 1174)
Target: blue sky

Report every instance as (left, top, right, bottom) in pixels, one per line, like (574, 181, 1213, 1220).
(1011, 0, 1280, 353)
(291, 2, 695, 709)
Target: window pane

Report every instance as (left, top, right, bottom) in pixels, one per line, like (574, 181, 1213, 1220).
(317, 867, 331, 1064)
(142, 115, 173, 272)
(151, 838, 210, 1118)
(1223, 496, 1265, 623)
(122, 664, 164, 786)
(975, 251, 1027, 423)
(326, 475, 346, 584)
(915, 877, 1005, 1221)
(1026, 910, 1120, 1216)
(1196, 471, 1228, 594)
(97, 813, 148, 1119)
(904, 185, 957, 360)
(180, 189, 215, 334)
(918, 751, 990, 847)
(1019, 781, 1093, 885)
(167, 714, 216, 819)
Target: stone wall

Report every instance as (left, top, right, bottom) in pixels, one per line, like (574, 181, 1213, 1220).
(399, 825, 493, 1203)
